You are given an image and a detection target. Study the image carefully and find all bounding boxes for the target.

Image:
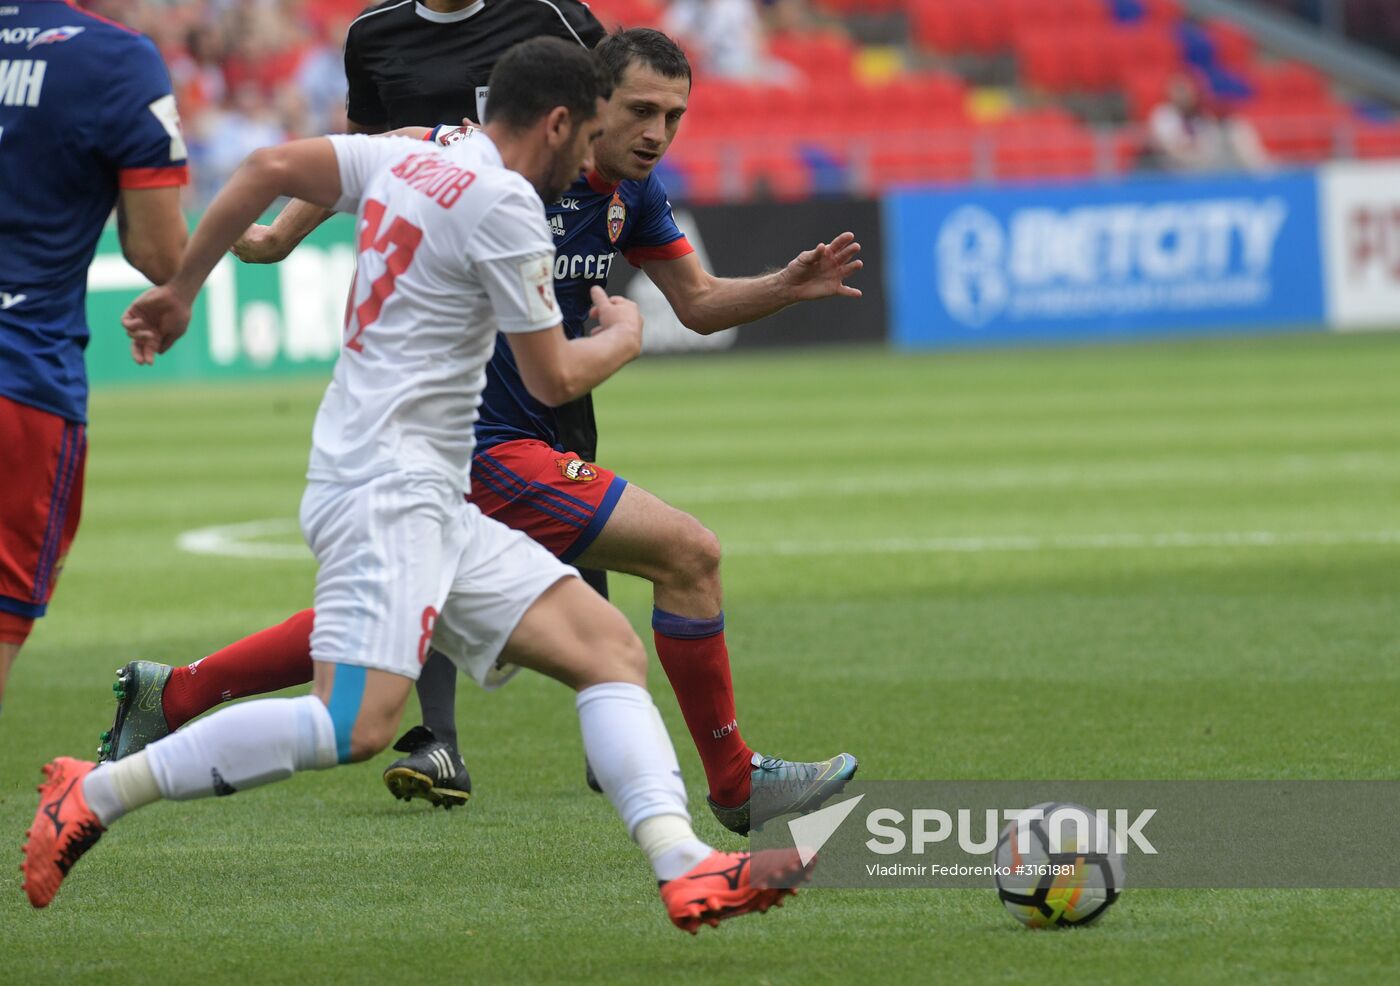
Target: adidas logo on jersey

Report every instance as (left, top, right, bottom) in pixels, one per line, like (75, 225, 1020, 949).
(549, 214, 566, 238)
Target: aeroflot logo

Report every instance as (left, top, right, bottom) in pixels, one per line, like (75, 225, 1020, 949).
(28, 26, 85, 49)
(936, 199, 1288, 327)
(0, 26, 86, 48)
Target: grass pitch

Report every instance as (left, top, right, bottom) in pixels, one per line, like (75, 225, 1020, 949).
(2, 332, 1398, 984)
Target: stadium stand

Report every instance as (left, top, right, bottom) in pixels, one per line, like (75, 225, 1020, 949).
(90, 0, 1400, 206)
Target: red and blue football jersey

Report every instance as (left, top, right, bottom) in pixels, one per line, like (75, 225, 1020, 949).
(475, 168, 693, 453)
(0, 0, 188, 423)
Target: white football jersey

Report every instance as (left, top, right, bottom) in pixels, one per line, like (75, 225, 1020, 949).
(306, 132, 560, 489)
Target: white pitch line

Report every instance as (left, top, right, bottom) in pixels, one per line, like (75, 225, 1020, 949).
(175, 519, 1400, 563)
(177, 518, 309, 560)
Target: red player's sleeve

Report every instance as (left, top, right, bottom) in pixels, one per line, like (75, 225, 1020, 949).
(624, 236, 694, 267)
(118, 165, 190, 189)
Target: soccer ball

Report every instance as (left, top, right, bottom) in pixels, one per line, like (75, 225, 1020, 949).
(993, 802, 1125, 928)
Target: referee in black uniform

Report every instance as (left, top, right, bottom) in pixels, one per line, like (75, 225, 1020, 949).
(345, 0, 605, 131)
(232, 0, 609, 804)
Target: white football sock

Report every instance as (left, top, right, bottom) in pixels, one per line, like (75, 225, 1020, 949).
(83, 750, 160, 827)
(636, 814, 712, 881)
(142, 695, 337, 801)
(576, 682, 710, 880)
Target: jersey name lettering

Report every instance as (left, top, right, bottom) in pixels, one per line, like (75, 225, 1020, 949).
(554, 251, 615, 281)
(389, 153, 477, 208)
(0, 59, 45, 106)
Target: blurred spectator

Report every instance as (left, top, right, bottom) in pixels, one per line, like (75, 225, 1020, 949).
(1146, 74, 1272, 173)
(170, 23, 230, 119)
(295, 17, 351, 136)
(758, 0, 813, 34)
(664, 0, 797, 82)
(74, 0, 348, 207)
(191, 81, 289, 204)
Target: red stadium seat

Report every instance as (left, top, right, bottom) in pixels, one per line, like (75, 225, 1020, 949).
(1014, 127, 1097, 179)
(911, 0, 968, 54)
(1204, 18, 1255, 72)
(1108, 129, 1144, 172)
(1251, 61, 1330, 106)
(740, 151, 814, 202)
(1238, 108, 1343, 163)
(1067, 27, 1117, 91)
(1106, 26, 1181, 85)
(985, 109, 1096, 181)
(1124, 69, 1174, 120)
(770, 31, 857, 81)
(864, 134, 977, 191)
(1008, 0, 1108, 37)
(1018, 34, 1075, 92)
(812, 0, 903, 12)
(667, 152, 725, 204)
(964, 0, 1014, 54)
(1355, 122, 1400, 160)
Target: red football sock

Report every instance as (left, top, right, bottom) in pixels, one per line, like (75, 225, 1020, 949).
(161, 609, 316, 729)
(652, 608, 754, 807)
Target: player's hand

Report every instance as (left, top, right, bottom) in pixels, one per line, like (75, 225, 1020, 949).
(780, 231, 863, 301)
(587, 286, 643, 359)
(230, 223, 290, 264)
(121, 285, 192, 365)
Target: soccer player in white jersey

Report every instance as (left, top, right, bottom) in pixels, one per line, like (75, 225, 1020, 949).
(21, 38, 806, 931)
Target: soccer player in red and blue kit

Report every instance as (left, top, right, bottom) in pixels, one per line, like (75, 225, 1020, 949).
(102, 29, 863, 834)
(0, 0, 188, 714)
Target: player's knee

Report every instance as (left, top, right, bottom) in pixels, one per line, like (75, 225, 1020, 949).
(586, 610, 648, 687)
(666, 516, 722, 589)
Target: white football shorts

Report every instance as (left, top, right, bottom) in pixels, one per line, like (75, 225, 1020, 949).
(300, 471, 577, 688)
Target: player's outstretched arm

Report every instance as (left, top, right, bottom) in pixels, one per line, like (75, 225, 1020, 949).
(507, 287, 644, 406)
(124, 138, 344, 363)
(643, 231, 863, 335)
(229, 120, 388, 264)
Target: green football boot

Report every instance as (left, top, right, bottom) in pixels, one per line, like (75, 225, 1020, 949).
(708, 751, 860, 836)
(97, 661, 173, 763)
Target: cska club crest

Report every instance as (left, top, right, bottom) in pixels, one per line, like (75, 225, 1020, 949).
(606, 191, 626, 244)
(557, 458, 599, 482)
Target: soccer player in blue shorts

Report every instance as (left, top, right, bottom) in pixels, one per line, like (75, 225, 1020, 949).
(0, 0, 187, 714)
(101, 28, 862, 835)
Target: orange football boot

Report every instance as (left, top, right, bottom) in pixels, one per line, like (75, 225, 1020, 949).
(21, 757, 106, 908)
(659, 849, 810, 933)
